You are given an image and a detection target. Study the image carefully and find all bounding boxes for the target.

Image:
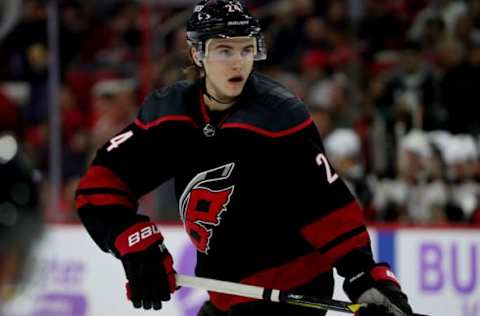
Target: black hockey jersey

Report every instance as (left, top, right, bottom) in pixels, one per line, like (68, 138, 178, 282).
(76, 72, 373, 311)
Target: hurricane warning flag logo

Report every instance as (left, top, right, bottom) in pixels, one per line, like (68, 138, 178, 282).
(179, 163, 235, 254)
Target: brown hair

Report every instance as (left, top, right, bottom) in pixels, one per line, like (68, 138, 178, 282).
(182, 48, 204, 81)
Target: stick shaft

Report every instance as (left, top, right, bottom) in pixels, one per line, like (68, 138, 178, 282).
(175, 274, 431, 316)
(176, 274, 281, 302)
(175, 274, 355, 313)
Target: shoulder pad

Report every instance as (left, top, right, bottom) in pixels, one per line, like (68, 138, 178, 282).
(248, 72, 297, 100)
(135, 81, 197, 129)
(224, 73, 312, 138)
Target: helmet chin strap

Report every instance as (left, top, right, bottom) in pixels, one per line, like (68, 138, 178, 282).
(202, 81, 237, 105)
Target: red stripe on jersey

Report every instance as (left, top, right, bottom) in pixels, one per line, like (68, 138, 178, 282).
(221, 118, 313, 138)
(209, 292, 255, 311)
(77, 166, 132, 193)
(323, 231, 370, 265)
(209, 251, 330, 311)
(76, 193, 136, 209)
(301, 201, 365, 249)
(134, 116, 197, 130)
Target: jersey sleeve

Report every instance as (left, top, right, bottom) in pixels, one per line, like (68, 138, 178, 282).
(75, 97, 185, 254)
(277, 120, 375, 275)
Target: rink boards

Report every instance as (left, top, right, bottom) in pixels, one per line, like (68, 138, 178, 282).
(4, 224, 480, 316)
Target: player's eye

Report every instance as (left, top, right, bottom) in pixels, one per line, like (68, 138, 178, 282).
(242, 46, 254, 57)
(218, 48, 233, 57)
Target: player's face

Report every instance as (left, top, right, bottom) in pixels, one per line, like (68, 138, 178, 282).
(203, 37, 255, 102)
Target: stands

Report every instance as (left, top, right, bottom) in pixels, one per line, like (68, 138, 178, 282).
(0, 0, 479, 224)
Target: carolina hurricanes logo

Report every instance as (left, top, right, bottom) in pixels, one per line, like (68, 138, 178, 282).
(179, 163, 235, 254)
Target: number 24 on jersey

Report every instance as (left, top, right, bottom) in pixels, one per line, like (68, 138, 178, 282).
(316, 153, 338, 184)
(107, 131, 134, 152)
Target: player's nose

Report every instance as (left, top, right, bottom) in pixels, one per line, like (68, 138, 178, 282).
(231, 55, 245, 69)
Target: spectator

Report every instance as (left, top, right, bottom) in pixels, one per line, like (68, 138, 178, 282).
(59, 1, 90, 78)
(357, 0, 405, 63)
(80, 1, 140, 74)
(440, 36, 480, 134)
(324, 128, 375, 219)
(91, 78, 138, 149)
(373, 130, 448, 222)
(264, 0, 316, 71)
(441, 134, 480, 221)
(154, 27, 190, 87)
(409, 0, 467, 41)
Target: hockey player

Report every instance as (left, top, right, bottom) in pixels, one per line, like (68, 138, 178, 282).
(75, 1, 413, 315)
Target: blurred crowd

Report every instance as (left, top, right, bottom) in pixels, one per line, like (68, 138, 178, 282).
(0, 0, 479, 224)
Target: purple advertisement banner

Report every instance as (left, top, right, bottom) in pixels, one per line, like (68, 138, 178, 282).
(6, 225, 479, 316)
(398, 230, 480, 316)
(420, 242, 478, 294)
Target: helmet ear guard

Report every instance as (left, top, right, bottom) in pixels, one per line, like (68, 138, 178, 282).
(253, 34, 267, 61)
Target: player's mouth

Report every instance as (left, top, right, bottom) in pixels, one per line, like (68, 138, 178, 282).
(228, 75, 244, 84)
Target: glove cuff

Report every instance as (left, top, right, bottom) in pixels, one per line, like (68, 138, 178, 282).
(370, 263, 400, 288)
(343, 263, 399, 302)
(114, 222, 164, 256)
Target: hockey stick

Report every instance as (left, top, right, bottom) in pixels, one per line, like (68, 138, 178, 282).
(176, 274, 430, 316)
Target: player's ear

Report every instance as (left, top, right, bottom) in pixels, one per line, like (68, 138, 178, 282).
(191, 47, 203, 67)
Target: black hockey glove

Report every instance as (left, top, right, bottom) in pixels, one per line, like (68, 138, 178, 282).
(114, 221, 176, 310)
(343, 263, 412, 316)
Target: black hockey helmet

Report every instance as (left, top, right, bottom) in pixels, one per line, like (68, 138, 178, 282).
(186, 0, 267, 61)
